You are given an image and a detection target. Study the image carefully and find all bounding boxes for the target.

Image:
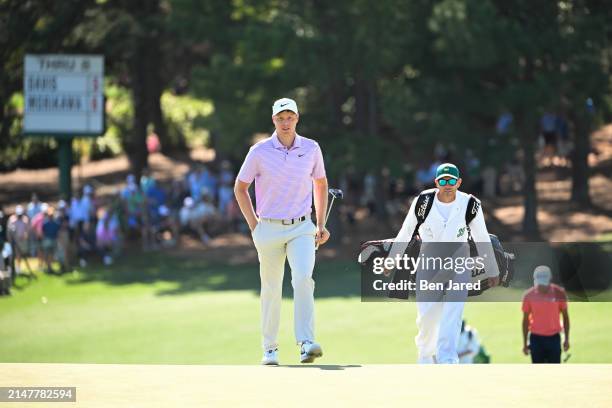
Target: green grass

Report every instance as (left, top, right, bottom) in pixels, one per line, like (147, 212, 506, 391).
(1, 253, 611, 364)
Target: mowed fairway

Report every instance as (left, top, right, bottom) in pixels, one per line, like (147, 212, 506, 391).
(1, 252, 612, 364)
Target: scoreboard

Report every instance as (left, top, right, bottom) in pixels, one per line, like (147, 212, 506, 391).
(23, 54, 104, 135)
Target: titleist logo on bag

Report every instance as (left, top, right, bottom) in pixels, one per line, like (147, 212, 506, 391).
(417, 195, 431, 218)
(471, 200, 480, 215)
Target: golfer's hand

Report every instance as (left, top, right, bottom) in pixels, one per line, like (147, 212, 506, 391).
(315, 226, 330, 246)
(523, 345, 530, 356)
(563, 339, 570, 352)
(488, 276, 500, 287)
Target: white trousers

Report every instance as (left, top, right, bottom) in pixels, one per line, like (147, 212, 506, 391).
(415, 301, 465, 364)
(252, 218, 317, 350)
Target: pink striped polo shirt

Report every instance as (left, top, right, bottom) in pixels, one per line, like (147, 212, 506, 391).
(237, 131, 326, 219)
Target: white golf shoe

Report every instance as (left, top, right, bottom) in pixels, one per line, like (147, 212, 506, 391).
(261, 348, 279, 366)
(300, 341, 323, 363)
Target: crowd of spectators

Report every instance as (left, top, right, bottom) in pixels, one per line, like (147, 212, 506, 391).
(334, 139, 531, 229)
(0, 160, 242, 296)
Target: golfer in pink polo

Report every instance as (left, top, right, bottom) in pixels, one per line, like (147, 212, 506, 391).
(234, 97, 330, 365)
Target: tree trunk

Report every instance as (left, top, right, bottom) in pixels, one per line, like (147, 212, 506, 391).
(519, 117, 540, 239)
(570, 112, 591, 206)
(129, 41, 150, 180)
(147, 29, 181, 154)
(367, 80, 378, 137)
(354, 76, 368, 135)
(125, 0, 171, 177)
(0, 95, 10, 148)
(149, 64, 177, 153)
(327, 77, 343, 132)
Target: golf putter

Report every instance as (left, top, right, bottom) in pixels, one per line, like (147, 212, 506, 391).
(316, 188, 344, 250)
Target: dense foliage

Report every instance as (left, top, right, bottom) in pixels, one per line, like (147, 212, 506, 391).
(1, 0, 611, 235)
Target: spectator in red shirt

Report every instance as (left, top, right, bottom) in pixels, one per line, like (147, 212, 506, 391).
(522, 265, 570, 363)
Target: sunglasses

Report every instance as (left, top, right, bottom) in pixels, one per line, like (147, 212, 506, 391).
(437, 178, 457, 186)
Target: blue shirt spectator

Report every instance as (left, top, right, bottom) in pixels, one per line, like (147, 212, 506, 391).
(496, 112, 513, 134)
(27, 193, 42, 219)
(187, 169, 204, 200)
(200, 167, 218, 200)
(42, 217, 61, 240)
(146, 181, 167, 225)
(541, 113, 557, 133)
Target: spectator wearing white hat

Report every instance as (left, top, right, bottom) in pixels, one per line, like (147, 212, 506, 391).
(26, 193, 42, 219)
(69, 186, 95, 229)
(121, 174, 138, 200)
(179, 197, 195, 226)
(218, 160, 235, 218)
(41, 206, 61, 274)
(79, 185, 95, 223)
(69, 194, 81, 229)
(142, 178, 166, 250)
(30, 202, 49, 262)
(0, 207, 12, 295)
(55, 212, 71, 273)
(522, 265, 570, 363)
(96, 208, 121, 265)
(27, 193, 42, 257)
(153, 205, 179, 247)
(70, 186, 96, 264)
(179, 196, 216, 244)
(187, 167, 201, 201)
(7, 205, 29, 275)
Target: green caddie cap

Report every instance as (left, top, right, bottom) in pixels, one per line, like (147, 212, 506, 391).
(435, 163, 460, 180)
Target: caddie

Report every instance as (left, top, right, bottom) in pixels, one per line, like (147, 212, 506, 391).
(386, 163, 500, 363)
(234, 97, 330, 365)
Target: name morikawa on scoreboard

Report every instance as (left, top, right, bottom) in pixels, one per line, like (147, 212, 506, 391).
(23, 54, 105, 135)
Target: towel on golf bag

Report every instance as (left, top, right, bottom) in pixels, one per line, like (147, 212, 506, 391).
(357, 191, 514, 299)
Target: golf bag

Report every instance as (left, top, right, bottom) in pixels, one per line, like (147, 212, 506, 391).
(358, 190, 515, 299)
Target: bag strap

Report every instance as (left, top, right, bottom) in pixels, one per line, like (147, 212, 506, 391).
(411, 191, 435, 240)
(465, 195, 480, 241)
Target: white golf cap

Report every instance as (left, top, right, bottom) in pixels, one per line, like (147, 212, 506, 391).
(533, 265, 552, 286)
(15, 205, 24, 216)
(272, 98, 298, 116)
(158, 205, 170, 217)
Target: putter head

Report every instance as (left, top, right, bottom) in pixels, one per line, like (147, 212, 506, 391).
(328, 188, 344, 199)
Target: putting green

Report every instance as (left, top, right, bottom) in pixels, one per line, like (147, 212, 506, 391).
(0, 363, 611, 407)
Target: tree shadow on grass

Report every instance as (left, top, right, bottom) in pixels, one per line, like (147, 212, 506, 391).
(66, 252, 362, 298)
